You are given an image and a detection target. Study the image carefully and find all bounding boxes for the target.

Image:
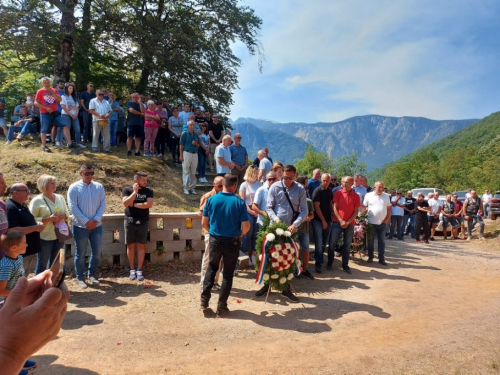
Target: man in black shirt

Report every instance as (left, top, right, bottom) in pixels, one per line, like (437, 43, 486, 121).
(126, 93, 145, 156)
(194, 107, 207, 128)
(122, 172, 154, 281)
(208, 114, 223, 172)
(6, 184, 44, 273)
(414, 193, 431, 243)
(402, 191, 416, 238)
(311, 173, 333, 273)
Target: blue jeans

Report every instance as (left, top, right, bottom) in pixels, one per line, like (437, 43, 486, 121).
(62, 114, 81, 144)
(40, 112, 66, 133)
(389, 215, 403, 239)
(73, 225, 102, 281)
(402, 214, 415, 238)
(82, 111, 93, 142)
(242, 214, 257, 254)
(312, 219, 331, 266)
(329, 222, 354, 267)
(198, 150, 208, 178)
(7, 122, 37, 141)
(35, 239, 63, 275)
(109, 120, 118, 145)
(368, 223, 386, 261)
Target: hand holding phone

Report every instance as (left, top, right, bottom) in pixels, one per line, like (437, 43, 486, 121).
(48, 249, 66, 288)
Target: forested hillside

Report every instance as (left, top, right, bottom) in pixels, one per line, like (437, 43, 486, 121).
(367, 112, 500, 192)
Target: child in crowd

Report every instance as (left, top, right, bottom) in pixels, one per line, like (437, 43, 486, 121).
(0, 231, 37, 374)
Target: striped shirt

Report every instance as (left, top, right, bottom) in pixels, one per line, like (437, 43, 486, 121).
(0, 255, 25, 303)
(67, 180, 106, 228)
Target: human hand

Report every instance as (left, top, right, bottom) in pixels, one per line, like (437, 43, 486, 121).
(133, 182, 140, 194)
(322, 220, 328, 230)
(0, 277, 69, 369)
(46, 107, 53, 113)
(35, 223, 45, 232)
(287, 224, 297, 234)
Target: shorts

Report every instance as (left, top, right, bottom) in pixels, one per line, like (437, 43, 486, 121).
(124, 217, 149, 244)
(428, 215, 440, 225)
(40, 112, 67, 133)
(297, 233, 313, 252)
(209, 143, 217, 154)
(0, 117, 6, 127)
(442, 216, 459, 228)
(127, 125, 144, 139)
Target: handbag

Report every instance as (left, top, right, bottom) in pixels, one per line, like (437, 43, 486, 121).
(42, 196, 73, 242)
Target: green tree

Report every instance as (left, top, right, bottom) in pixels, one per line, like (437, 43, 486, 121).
(332, 151, 367, 179)
(295, 145, 334, 176)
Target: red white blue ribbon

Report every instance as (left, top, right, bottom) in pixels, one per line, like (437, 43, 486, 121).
(289, 237, 302, 276)
(255, 234, 270, 284)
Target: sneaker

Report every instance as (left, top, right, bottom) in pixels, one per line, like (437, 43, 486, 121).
(55, 141, 61, 146)
(135, 151, 141, 156)
(78, 143, 87, 148)
(68, 142, 77, 149)
(104, 149, 112, 153)
(281, 288, 299, 303)
(200, 300, 209, 310)
(77, 280, 88, 289)
(212, 283, 221, 291)
(23, 360, 37, 370)
(5, 140, 11, 145)
(335, 251, 341, 257)
(301, 269, 315, 280)
(466, 236, 471, 241)
(479, 236, 485, 241)
(255, 284, 269, 297)
(127, 150, 132, 156)
(129, 269, 136, 280)
(16, 133, 25, 140)
(42, 146, 51, 152)
(92, 148, 99, 153)
(136, 269, 144, 281)
(144, 152, 151, 157)
(326, 263, 333, 271)
(183, 188, 190, 195)
(89, 276, 99, 285)
(51, 141, 56, 146)
(189, 190, 197, 195)
(19, 370, 29, 375)
(430, 237, 435, 241)
(216, 305, 230, 318)
(251, 255, 256, 265)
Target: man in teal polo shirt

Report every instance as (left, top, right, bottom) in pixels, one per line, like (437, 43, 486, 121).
(201, 174, 250, 318)
(179, 120, 199, 195)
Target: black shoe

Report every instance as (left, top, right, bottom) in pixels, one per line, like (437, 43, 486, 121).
(281, 288, 299, 303)
(388, 236, 393, 240)
(326, 263, 333, 271)
(367, 258, 374, 263)
(200, 300, 209, 310)
(398, 238, 404, 240)
(294, 274, 302, 279)
(135, 151, 141, 156)
(67, 142, 77, 149)
(127, 150, 132, 156)
(255, 284, 269, 297)
(212, 283, 221, 291)
(342, 266, 352, 274)
(216, 305, 230, 318)
(315, 265, 322, 273)
(301, 269, 315, 280)
(430, 237, 435, 241)
(379, 260, 387, 265)
(42, 146, 51, 152)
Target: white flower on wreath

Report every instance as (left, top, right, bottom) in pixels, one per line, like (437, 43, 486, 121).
(275, 244, 282, 251)
(266, 233, 275, 242)
(275, 228, 284, 236)
(271, 274, 279, 279)
(284, 231, 292, 237)
(296, 259, 302, 266)
(279, 277, 286, 284)
(287, 273, 294, 280)
(263, 274, 270, 281)
(272, 252, 279, 259)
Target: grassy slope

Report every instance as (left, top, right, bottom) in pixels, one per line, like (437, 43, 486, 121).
(0, 138, 199, 213)
(367, 111, 500, 182)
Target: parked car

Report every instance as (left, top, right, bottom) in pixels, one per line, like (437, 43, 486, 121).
(489, 190, 500, 220)
(411, 188, 446, 202)
(452, 190, 468, 203)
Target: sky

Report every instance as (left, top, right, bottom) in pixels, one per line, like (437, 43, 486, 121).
(230, 0, 500, 123)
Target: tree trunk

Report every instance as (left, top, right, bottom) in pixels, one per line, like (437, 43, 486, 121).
(136, 68, 151, 94)
(75, 0, 93, 91)
(51, 0, 77, 84)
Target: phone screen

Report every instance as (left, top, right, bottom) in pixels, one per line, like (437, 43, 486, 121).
(49, 248, 66, 288)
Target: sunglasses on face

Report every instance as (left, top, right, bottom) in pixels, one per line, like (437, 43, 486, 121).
(267, 178, 276, 182)
(83, 172, 95, 176)
(15, 189, 30, 194)
(216, 184, 223, 188)
(282, 176, 294, 181)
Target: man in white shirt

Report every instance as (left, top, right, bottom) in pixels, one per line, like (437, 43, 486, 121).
(362, 181, 391, 265)
(427, 192, 443, 241)
(482, 190, 493, 218)
(88, 89, 113, 153)
(178, 104, 193, 125)
(389, 190, 405, 240)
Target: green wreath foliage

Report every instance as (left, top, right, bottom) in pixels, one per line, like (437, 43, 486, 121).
(254, 218, 299, 292)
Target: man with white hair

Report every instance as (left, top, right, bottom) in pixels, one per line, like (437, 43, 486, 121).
(88, 88, 113, 153)
(257, 150, 272, 183)
(215, 135, 234, 177)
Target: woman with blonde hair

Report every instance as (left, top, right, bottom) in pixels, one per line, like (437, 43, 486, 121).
(29, 174, 71, 274)
(239, 166, 262, 265)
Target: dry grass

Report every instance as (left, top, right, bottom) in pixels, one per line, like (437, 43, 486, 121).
(0, 137, 199, 213)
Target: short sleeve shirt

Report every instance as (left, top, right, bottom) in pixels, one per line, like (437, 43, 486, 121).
(127, 101, 144, 126)
(215, 145, 232, 174)
(333, 188, 361, 224)
(0, 255, 25, 303)
(391, 196, 405, 216)
(203, 192, 248, 237)
(312, 185, 333, 222)
(35, 88, 59, 114)
(258, 158, 272, 183)
(0, 200, 8, 259)
(80, 91, 96, 109)
(208, 123, 223, 141)
(363, 192, 391, 225)
(122, 187, 153, 219)
(6, 199, 41, 256)
(229, 144, 248, 167)
(415, 200, 430, 220)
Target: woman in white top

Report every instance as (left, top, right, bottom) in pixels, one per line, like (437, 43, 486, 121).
(29, 174, 71, 274)
(61, 83, 85, 148)
(239, 166, 262, 264)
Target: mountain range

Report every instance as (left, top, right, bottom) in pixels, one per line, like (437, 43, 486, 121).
(230, 116, 478, 170)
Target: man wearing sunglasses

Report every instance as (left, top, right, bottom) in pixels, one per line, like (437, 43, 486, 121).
(88, 89, 113, 153)
(252, 172, 278, 231)
(68, 163, 106, 289)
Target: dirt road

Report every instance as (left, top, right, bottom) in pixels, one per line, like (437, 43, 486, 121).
(32, 237, 500, 374)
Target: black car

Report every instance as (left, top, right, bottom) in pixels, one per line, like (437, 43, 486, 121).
(489, 191, 500, 220)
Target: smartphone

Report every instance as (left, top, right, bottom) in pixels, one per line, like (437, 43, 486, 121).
(49, 248, 66, 288)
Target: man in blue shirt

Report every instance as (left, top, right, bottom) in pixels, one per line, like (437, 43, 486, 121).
(79, 83, 96, 143)
(215, 135, 234, 177)
(67, 163, 106, 289)
(307, 169, 321, 199)
(229, 133, 248, 185)
(179, 120, 200, 195)
(201, 174, 250, 318)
